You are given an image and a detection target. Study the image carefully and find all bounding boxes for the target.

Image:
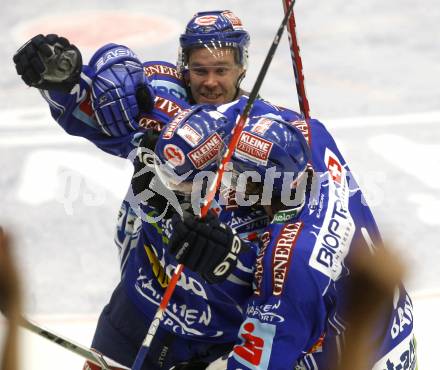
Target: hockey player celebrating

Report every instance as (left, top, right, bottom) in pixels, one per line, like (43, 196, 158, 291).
(12, 10, 305, 370)
(12, 10, 251, 154)
(162, 111, 417, 370)
(176, 10, 249, 105)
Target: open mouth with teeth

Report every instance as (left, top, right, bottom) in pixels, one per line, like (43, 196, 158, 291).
(200, 92, 223, 102)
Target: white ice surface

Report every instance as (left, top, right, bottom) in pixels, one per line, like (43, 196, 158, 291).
(1, 0, 439, 368)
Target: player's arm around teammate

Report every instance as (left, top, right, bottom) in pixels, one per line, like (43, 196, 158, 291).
(165, 109, 417, 369)
(12, 34, 159, 157)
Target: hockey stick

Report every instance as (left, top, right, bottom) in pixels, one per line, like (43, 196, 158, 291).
(282, 0, 311, 119)
(19, 316, 129, 369)
(131, 1, 297, 369)
(201, 0, 297, 218)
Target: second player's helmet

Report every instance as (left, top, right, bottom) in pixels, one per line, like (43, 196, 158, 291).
(177, 10, 250, 72)
(154, 104, 233, 194)
(231, 116, 311, 196)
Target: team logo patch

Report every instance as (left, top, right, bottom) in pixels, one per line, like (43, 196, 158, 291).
(163, 144, 185, 167)
(162, 108, 191, 139)
(251, 117, 273, 135)
(188, 133, 224, 169)
(194, 15, 218, 26)
(177, 124, 203, 147)
(232, 318, 276, 370)
(236, 132, 273, 165)
(326, 154, 343, 184)
(272, 222, 303, 296)
(222, 11, 243, 29)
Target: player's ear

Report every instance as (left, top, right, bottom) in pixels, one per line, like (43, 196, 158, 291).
(236, 69, 246, 89)
(183, 70, 190, 86)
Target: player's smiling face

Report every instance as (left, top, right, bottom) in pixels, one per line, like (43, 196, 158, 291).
(187, 47, 244, 105)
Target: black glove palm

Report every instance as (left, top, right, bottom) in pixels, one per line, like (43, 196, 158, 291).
(169, 210, 242, 284)
(13, 34, 82, 92)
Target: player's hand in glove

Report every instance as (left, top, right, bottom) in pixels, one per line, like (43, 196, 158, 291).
(168, 210, 243, 284)
(90, 44, 155, 137)
(13, 34, 82, 92)
(130, 131, 176, 219)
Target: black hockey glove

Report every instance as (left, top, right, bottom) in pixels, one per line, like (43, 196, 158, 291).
(131, 131, 176, 219)
(13, 34, 82, 92)
(168, 210, 243, 284)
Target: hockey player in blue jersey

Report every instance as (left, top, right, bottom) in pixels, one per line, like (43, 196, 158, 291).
(97, 98, 307, 369)
(12, 33, 189, 158)
(12, 10, 307, 370)
(12, 10, 251, 158)
(163, 111, 416, 370)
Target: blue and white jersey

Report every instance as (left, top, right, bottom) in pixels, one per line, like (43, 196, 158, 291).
(38, 56, 309, 344)
(225, 118, 416, 370)
(111, 98, 305, 343)
(35, 43, 415, 366)
(39, 57, 190, 158)
(117, 200, 268, 343)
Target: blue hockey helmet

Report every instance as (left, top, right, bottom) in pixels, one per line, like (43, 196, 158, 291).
(231, 116, 311, 196)
(177, 10, 250, 72)
(154, 104, 233, 194)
